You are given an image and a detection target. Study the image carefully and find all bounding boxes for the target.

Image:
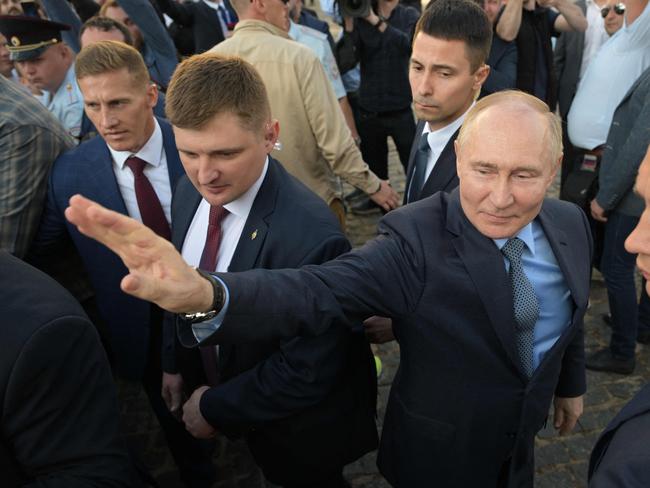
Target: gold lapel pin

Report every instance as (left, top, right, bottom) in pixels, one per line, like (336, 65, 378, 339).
(251, 229, 258, 240)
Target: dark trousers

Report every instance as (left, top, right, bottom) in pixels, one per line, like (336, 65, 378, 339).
(357, 107, 415, 180)
(141, 309, 216, 488)
(601, 212, 640, 359)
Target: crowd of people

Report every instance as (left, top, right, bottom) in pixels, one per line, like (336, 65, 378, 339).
(0, 0, 649, 486)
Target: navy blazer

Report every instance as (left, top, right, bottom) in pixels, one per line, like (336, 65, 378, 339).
(196, 190, 591, 487)
(403, 120, 459, 204)
(589, 384, 650, 487)
(481, 35, 518, 97)
(169, 159, 378, 483)
(31, 117, 185, 379)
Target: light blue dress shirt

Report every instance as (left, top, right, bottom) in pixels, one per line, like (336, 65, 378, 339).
(44, 63, 83, 140)
(567, 0, 650, 149)
(494, 221, 573, 371)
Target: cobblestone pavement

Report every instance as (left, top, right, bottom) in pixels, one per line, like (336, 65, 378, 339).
(121, 146, 650, 488)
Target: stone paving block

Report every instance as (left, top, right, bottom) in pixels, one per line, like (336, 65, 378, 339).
(535, 468, 577, 488)
(536, 442, 571, 470)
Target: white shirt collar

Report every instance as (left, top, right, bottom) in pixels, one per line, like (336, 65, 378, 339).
(493, 221, 536, 256)
(422, 102, 474, 148)
(109, 118, 163, 169)
(203, 0, 224, 11)
(223, 157, 269, 218)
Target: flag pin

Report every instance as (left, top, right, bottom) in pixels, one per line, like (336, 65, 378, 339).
(251, 230, 258, 240)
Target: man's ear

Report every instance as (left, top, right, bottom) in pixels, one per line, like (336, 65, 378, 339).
(473, 64, 490, 91)
(263, 119, 280, 152)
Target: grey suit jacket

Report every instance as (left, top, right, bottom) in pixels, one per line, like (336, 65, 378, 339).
(595, 66, 650, 217)
(554, 0, 587, 119)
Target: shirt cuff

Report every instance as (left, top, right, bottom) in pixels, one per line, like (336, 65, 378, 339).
(190, 274, 230, 342)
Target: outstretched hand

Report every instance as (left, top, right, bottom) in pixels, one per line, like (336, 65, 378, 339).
(65, 194, 213, 313)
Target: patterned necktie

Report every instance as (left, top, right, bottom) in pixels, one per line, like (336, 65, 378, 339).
(501, 237, 540, 378)
(125, 156, 171, 240)
(408, 132, 431, 203)
(198, 205, 229, 386)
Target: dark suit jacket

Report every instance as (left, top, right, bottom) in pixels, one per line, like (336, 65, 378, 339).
(168, 159, 378, 484)
(196, 190, 591, 487)
(554, 0, 587, 119)
(156, 0, 237, 53)
(0, 252, 133, 487)
(403, 120, 459, 204)
(595, 66, 650, 217)
(589, 384, 650, 487)
(482, 35, 518, 97)
(30, 117, 185, 379)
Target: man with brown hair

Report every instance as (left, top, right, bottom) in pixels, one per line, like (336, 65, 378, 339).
(30, 40, 214, 487)
(209, 0, 399, 226)
(160, 52, 377, 488)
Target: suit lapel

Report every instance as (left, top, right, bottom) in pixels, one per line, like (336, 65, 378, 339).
(419, 128, 459, 198)
(404, 120, 426, 203)
(83, 140, 129, 216)
(227, 160, 278, 272)
(159, 118, 185, 190)
(447, 191, 528, 382)
(172, 182, 202, 251)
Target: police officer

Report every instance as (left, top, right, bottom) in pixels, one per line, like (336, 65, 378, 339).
(0, 15, 84, 140)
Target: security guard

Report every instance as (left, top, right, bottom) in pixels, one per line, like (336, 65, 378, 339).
(0, 15, 84, 141)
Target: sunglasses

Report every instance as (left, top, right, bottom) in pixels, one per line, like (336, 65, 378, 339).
(601, 3, 626, 17)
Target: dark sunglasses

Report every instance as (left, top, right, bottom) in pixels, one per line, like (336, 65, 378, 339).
(601, 3, 626, 17)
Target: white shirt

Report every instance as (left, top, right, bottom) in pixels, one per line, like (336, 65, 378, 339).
(568, 0, 650, 149)
(203, 0, 230, 34)
(422, 104, 473, 183)
(579, 0, 609, 78)
(181, 158, 269, 272)
(107, 119, 172, 224)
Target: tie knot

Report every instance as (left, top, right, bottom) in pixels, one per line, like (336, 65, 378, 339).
(125, 156, 147, 176)
(419, 133, 430, 152)
(208, 205, 229, 227)
(501, 237, 525, 263)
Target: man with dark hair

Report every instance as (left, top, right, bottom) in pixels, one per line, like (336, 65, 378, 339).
(161, 52, 377, 488)
(66, 90, 590, 488)
(403, 0, 491, 205)
(30, 41, 214, 487)
(80, 15, 134, 46)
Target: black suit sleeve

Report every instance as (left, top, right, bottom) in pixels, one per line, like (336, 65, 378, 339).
(154, 0, 195, 26)
(199, 234, 358, 427)
(190, 212, 425, 345)
(3, 317, 132, 487)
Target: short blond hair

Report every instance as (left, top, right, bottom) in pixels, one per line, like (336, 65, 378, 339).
(75, 40, 150, 88)
(457, 90, 563, 164)
(166, 53, 270, 131)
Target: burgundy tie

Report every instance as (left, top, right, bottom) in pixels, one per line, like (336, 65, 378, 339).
(198, 205, 229, 386)
(125, 156, 171, 240)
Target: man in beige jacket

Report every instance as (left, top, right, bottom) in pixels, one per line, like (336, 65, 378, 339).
(209, 0, 400, 226)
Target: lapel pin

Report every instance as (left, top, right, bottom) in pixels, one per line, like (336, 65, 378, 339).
(251, 229, 258, 240)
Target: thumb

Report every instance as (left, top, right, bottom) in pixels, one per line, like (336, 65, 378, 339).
(554, 406, 565, 429)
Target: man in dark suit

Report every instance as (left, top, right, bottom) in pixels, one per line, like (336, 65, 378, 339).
(161, 53, 377, 488)
(0, 252, 133, 487)
(66, 90, 590, 488)
(30, 41, 214, 486)
(403, 0, 490, 205)
(155, 0, 237, 54)
(589, 147, 650, 487)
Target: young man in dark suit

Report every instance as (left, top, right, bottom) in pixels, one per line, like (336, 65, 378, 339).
(66, 87, 591, 487)
(30, 41, 214, 487)
(159, 53, 377, 488)
(403, 0, 490, 204)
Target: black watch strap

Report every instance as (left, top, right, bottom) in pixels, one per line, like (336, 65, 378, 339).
(180, 268, 225, 323)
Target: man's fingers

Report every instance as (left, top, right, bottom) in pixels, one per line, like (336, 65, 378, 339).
(554, 407, 565, 429)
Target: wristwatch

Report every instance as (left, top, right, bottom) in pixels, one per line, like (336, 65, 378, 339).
(179, 268, 225, 323)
